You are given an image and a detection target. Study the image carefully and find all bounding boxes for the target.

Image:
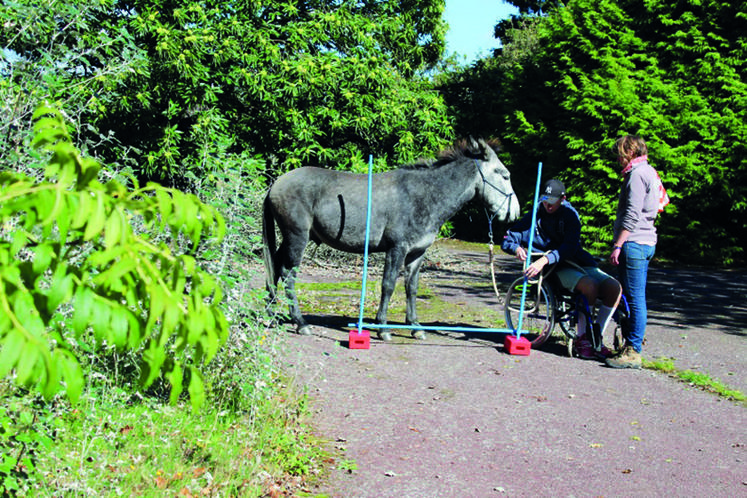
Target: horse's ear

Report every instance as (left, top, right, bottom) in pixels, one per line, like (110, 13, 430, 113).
(466, 136, 486, 158)
(486, 138, 503, 153)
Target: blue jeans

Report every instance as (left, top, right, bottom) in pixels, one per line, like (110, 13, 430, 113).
(617, 242, 655, 353)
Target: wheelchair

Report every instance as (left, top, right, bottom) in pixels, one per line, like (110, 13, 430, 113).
(503, 253, 629, 357)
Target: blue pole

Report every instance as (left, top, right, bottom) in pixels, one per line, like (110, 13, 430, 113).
(347, 322, 515, 333)
(356, 155, 374, 333)
(515, 161, 543, 338)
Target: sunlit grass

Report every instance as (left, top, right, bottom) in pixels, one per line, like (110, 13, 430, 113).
(644, 357, 746, 405)
(298, 279, 506, 329)
(30, 383, 327, 497)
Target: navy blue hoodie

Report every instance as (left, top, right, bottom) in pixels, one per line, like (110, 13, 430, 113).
(502, 200, 597, 268)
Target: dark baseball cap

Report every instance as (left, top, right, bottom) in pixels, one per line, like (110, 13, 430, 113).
(539, 179, 566, 204)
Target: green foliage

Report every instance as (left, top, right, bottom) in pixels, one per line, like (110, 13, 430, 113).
(2, 0, 454, 186)
(0, 106, 228, 409)
(0, 389, 56, 495)
(0, 378, 324, 496)
(442, 0, 747, 264)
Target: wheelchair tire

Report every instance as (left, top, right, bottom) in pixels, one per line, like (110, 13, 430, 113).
(504, 276, 555, 347)
(612, 295, 631, 351)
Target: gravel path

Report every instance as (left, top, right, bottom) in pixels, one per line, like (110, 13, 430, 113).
(278, 243, 747, 497)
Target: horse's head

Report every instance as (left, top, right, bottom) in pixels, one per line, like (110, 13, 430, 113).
(467, 138, 521, 223)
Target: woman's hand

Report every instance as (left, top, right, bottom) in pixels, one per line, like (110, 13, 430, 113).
(610, 246, 622, 266)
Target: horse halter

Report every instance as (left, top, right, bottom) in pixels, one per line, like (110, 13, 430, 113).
(474, 159, 515, 219)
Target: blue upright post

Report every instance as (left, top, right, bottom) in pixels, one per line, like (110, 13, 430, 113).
(357, 155, 374, 332)
(349, 158, 545, 354)
(349, 156, 374, 349)
(515, 161, 543, 338)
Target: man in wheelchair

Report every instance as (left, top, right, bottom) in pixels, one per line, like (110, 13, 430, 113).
(502, 179, 623, 359)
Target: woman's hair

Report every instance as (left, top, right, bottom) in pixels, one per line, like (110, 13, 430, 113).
(614, 135, 647, 165)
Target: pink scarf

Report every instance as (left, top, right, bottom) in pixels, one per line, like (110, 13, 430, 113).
(621, 155, 647, 175)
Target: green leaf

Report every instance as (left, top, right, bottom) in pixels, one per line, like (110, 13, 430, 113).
(0, 331, 24, 379)
(104, 207, 125, 248)
(46, 266, 74, 314)
(155, 189, 173, 226)
(83, 193, 106, 241)
(187, 366, 205, 411)
(12, 290, 45, 339)
(32, 243, 55, 276)
(109, 305, 129, 348)
(14, 339, 40, 388)
(166, 361, 183, 405)
(90, 300, 112, 343)
(72, 192, 93, 229)
(71, 286, 94, 337)
(56, 349, 84, 404)
(141, 339, 166, 388)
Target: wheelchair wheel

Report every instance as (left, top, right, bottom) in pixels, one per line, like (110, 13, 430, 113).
(504, 276, 555, 347)
(556, 297, 577, 339)
(555, 297, 578, 357)
(612, 295, 630, 351)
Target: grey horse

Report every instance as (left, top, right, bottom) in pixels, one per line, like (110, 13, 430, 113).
(263, 138, 520, 341)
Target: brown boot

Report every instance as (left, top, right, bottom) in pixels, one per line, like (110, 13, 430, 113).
(605, 344, 642, 369)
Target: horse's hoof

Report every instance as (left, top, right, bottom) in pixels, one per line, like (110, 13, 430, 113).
(297, 325, 313, 335)
(412, 330, 427, 340)
(378, 331, 392, 342)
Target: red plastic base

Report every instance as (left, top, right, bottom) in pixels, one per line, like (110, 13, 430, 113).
(348, 330, 371, 349)
(504, 335, 531, 356)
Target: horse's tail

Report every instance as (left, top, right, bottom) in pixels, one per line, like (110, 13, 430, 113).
(262, 191, 278, 299)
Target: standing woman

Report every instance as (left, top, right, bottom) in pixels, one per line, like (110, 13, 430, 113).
(607, 135, 667, 369)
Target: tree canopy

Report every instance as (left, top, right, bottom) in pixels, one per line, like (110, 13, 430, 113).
(2, 0, 454, 184)
(440, 0, 747, 264)
(3, 0, 747, 265)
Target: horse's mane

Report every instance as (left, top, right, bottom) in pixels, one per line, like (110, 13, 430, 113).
(400, 138, 503, 170)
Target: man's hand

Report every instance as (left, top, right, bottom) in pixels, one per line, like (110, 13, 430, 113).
(515, 246, 528, 262)
(524, 256, 547, 278)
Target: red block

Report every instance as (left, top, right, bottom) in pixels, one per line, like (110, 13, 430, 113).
(348, 330, 371, 349)
(504, 334, 531, 356)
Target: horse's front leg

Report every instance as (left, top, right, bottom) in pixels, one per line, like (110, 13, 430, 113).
(375, 248, 405, 342)
(404, 251, 427, 340)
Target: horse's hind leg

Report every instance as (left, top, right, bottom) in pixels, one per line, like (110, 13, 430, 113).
(277, 237, 312, 335)
(404, 251, 427, 340)
(375, 248, 406, 341)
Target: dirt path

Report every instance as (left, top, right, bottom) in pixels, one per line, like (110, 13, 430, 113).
(277, 242, 747, 497)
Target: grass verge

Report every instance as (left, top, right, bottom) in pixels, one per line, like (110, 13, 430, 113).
(643, 357, 746, 406)
(1, 377, 329, 497)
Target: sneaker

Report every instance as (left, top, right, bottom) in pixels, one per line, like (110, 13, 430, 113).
(573, 337, 597, 360)
(596, 344, 613, 359)
(605, 345, 642, 369)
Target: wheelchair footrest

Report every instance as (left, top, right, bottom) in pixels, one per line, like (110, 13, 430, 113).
(504, 335, 531, 356)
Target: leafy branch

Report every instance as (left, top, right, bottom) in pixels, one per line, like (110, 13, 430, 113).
(0, 105, 228, 409)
